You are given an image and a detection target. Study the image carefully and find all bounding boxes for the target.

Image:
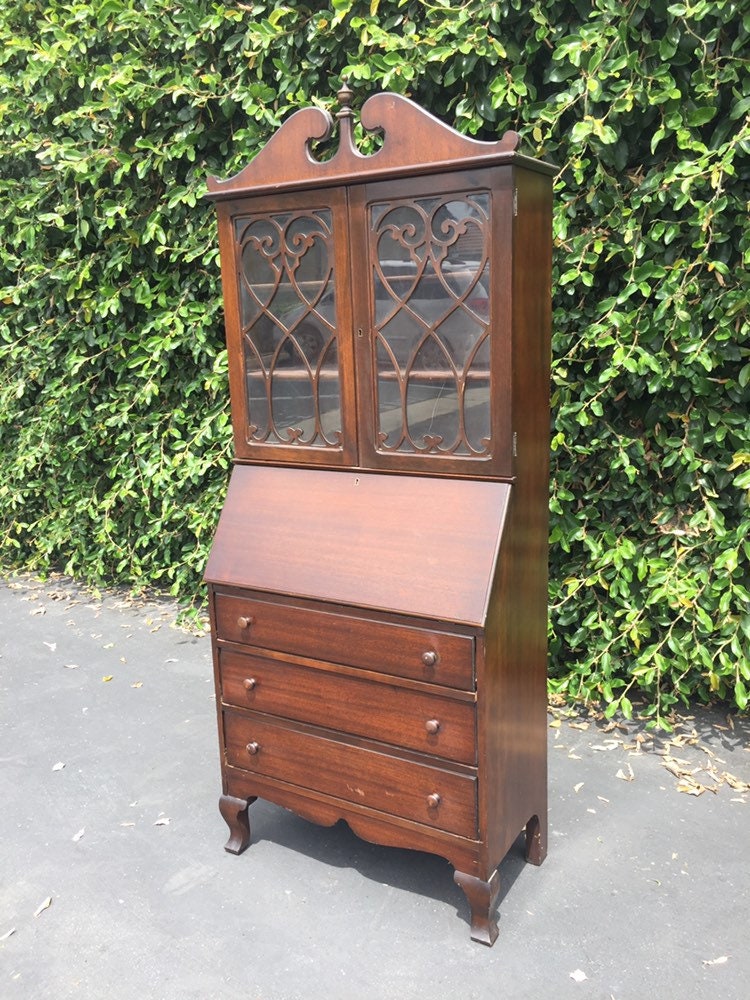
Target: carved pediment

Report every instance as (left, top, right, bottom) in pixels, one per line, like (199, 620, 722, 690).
(206, 84, 534, 199)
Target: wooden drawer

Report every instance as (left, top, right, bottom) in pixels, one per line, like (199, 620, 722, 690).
(214, 593, 474, 689)
(224, 711, 477, 839)
(220, 649, 476, 765)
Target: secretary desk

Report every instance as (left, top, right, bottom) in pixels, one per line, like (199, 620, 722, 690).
(204, 84, 554, 945)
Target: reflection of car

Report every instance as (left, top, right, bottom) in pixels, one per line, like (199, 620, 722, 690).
(244, 259, 489, 370)
(374, 259, 489, 370)
(240, 282, 335, 366)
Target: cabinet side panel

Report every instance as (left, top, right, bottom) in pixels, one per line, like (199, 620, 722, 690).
(511, 167, 553, 492)
(482, 167, 552, 868)
(482, 501, 548, 869)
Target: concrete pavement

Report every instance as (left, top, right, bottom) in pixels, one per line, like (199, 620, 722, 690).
(1, 573, 748, 1000)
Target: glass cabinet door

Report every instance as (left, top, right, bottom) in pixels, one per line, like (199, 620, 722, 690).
(351, 173, 511, 475)
(223, 191, 357, 465)
(220, 174, 513, 475)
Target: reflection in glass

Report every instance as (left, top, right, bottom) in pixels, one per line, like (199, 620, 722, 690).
(235, 209, 342, 448)
(370, 193, 492, 457)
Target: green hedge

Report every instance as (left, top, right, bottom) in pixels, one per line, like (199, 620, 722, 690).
(1, 1, 748, 723)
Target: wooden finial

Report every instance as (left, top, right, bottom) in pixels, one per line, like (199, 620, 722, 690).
(335, 79, 356, 155)
(336, 79, 354, 117)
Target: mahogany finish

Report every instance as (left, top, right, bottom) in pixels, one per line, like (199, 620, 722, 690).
(205, 465, 510, 624)
(205, 86, 554, 944)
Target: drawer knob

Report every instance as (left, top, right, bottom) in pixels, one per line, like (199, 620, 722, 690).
(427, 793, 441, 809)
(425, 719, 441, 735)
(237, 615, 253, 630)
(245, 741, 260, 756)
(243, 677, 257, 692)
(422, 650, 438, 667)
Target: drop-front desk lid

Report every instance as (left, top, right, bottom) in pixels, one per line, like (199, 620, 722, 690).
(205, 465, 511, 627)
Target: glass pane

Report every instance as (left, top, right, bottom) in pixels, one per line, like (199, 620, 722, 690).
(405, 377, 460, 450)
(371, 192, 492, 457)
(235, 209, 342, 448)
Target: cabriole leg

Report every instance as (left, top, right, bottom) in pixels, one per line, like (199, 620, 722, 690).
(453, 868, 500, 946)
(219, 794, 253, 855)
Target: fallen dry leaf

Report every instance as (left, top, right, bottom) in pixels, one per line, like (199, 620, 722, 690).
(702, 956, 729, 966)
(574, 782, 584, 793)
(33, 897, 52, 918)
(102, 675, 113, 682)
(0, 928, 16, 942)
(153, 817, 170, 826)
(677, 779, 705, 796)
(131, 681, 143, 688)
(31, 606, 46, 616)
(43, 641, 57, 651)
(570, 969, 588, 983)
(616, 763, 635, 782)
(662, 759, 683, 778)
(52, 761, 65, 772)
(63, 663, 79, 669)
(72, 828, 85, 842)
(725, 773, 750, 793)
(602, 720, 628, 733)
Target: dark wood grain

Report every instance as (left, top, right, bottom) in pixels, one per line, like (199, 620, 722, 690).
(223, 710, 478, 839)
(454, 869, 501, 946)
(204, 466, 510, 625)
(218, 794, 253, 855)
(206, 89, 548, 201)
(205, 88, 553, 945)
(219, 648, 476, 763)
(213, 590, 475, 688)
(223, 765, 484, 876)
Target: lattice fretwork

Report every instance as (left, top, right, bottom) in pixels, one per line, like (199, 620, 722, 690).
(370, 193, 492, 457)
(235, 209, 342, 449)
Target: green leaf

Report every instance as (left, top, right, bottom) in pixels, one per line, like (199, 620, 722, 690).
(0, 0, 747, 723)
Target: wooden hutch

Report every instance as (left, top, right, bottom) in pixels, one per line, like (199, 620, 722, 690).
(204, 85, 554, 945)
